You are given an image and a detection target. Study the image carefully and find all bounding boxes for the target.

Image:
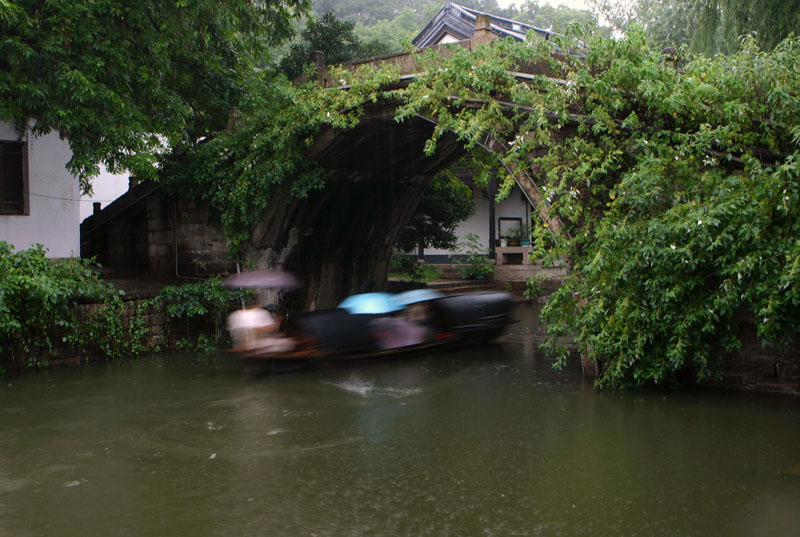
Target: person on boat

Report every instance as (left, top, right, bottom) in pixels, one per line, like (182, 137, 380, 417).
(405, 302, 437, 341)
(227, 306, 295, 353)
(369, 315, 426, 350)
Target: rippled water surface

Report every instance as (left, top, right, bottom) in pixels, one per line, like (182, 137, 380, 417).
(1, 305, 799, 536)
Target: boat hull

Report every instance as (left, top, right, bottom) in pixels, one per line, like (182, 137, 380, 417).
(233, 291, 514, 374)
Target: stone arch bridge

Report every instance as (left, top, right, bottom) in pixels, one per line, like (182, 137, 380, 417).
(255, 23, 568, 312)
(80, 20, 570, 312)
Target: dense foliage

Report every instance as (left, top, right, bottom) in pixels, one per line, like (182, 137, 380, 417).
(377, 29, 800, 387)
(0, 0, 309, 191)
(395, 170, 476, 253)
(592, 0, 800, 54)
(159, 277, 249, 349)
(513, 0, 606, 34)
(0, 242, 250, 368)
(0, 242, 144, 365)
(695, 0, 800, 54)
(279, 12, 392, 79)
(160, 61, 402, 258)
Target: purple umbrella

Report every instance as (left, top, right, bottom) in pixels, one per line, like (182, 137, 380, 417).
(222, 270, 302, 290)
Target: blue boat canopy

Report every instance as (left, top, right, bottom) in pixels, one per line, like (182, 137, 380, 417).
(338, 292, 403, 314)
(394, 289, 444, 306)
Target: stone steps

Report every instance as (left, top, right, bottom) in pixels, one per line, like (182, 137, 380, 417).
(427, 261, 568, 283)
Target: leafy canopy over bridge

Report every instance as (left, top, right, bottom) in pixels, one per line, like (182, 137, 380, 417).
(169, 26, 800, 387)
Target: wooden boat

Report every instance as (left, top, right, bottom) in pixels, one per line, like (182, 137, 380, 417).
(230, 291, 515, 373)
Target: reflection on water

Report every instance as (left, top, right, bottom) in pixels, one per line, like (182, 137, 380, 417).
(1, 305, 799, 536)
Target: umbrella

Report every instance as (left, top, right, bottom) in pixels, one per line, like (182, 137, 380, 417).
(222, 270, 302, 291)
(394, 288, 444, 306)
(338, 292, 403, 315)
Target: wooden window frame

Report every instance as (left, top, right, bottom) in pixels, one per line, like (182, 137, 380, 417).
(0, 140, 28, 215)
(498, 216, 522, 237)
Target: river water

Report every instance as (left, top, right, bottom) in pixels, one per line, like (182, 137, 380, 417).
(1, 305, 799, 537)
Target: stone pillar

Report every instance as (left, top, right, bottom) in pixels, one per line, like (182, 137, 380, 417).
(472, 14, 495, 46)
(310, 50, 326, 70)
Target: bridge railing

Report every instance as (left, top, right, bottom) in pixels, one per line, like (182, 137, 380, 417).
(308, 14, 510, 89)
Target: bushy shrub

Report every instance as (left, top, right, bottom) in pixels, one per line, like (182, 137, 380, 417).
(0, 242, 139, 364)
(158, 276, 250, 348)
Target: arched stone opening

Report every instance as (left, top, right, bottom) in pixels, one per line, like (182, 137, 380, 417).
(244, 102, 568, 312)
(246, 105, 465, 311)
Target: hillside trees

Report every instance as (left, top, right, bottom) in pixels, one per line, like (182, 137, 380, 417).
(279, 12, 392, 79)
(514, 0, 605, 33)
(591, 0, 800, 54)
(0, 0, 309, 191)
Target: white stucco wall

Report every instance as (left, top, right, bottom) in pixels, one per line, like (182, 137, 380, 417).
(79, 168, 129, 222)
(0, 120, 80, 258)
(439, 33, 462, 44)
(425, 180, 531, 256)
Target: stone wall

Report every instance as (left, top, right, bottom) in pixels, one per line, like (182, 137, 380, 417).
(718, 315, 800, 394)
(0, 296, 217, 373)
(146, 195, 236, 277)
(82, 184, 236, 278)
(492, 261, 568, 283)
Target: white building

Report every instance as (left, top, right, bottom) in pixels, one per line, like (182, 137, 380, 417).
(413, 3, 551, 260)
(423, 175, 533, 260)
(0, 120, 81, 258)
(78, 169, 129, 222)
(0, 120, 129, 258)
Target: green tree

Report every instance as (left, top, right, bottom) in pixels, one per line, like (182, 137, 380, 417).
(312, 0, 429, 26)
(591, 0, 800, 54)
(590, 0, 698, 50)
(159, 57, 404, 258)
(694, 0, 800, 54)
(513, 0, 606, 34)
(396, 171, 476, 253)
(354, 8, 422, 52)
(381, 28, 800, 387)
(279, 12, 392, 78)
(0, 0, 309, 191)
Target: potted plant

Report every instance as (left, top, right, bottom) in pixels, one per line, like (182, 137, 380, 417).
(450, 233, 494, 280)
(518, 222, 532, 246)
(465, 254, 494, 280)
(505, 226, 521, 246)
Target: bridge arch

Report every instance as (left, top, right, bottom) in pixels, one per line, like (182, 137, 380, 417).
(245, 95, 566, 312)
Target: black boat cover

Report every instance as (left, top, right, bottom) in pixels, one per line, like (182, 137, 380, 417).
(434, 291, 514, 335)
(293, 308, 377, 354)
(293, 292, 513, 356)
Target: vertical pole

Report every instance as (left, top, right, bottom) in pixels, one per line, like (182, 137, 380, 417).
(488, 174, 496, 259)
